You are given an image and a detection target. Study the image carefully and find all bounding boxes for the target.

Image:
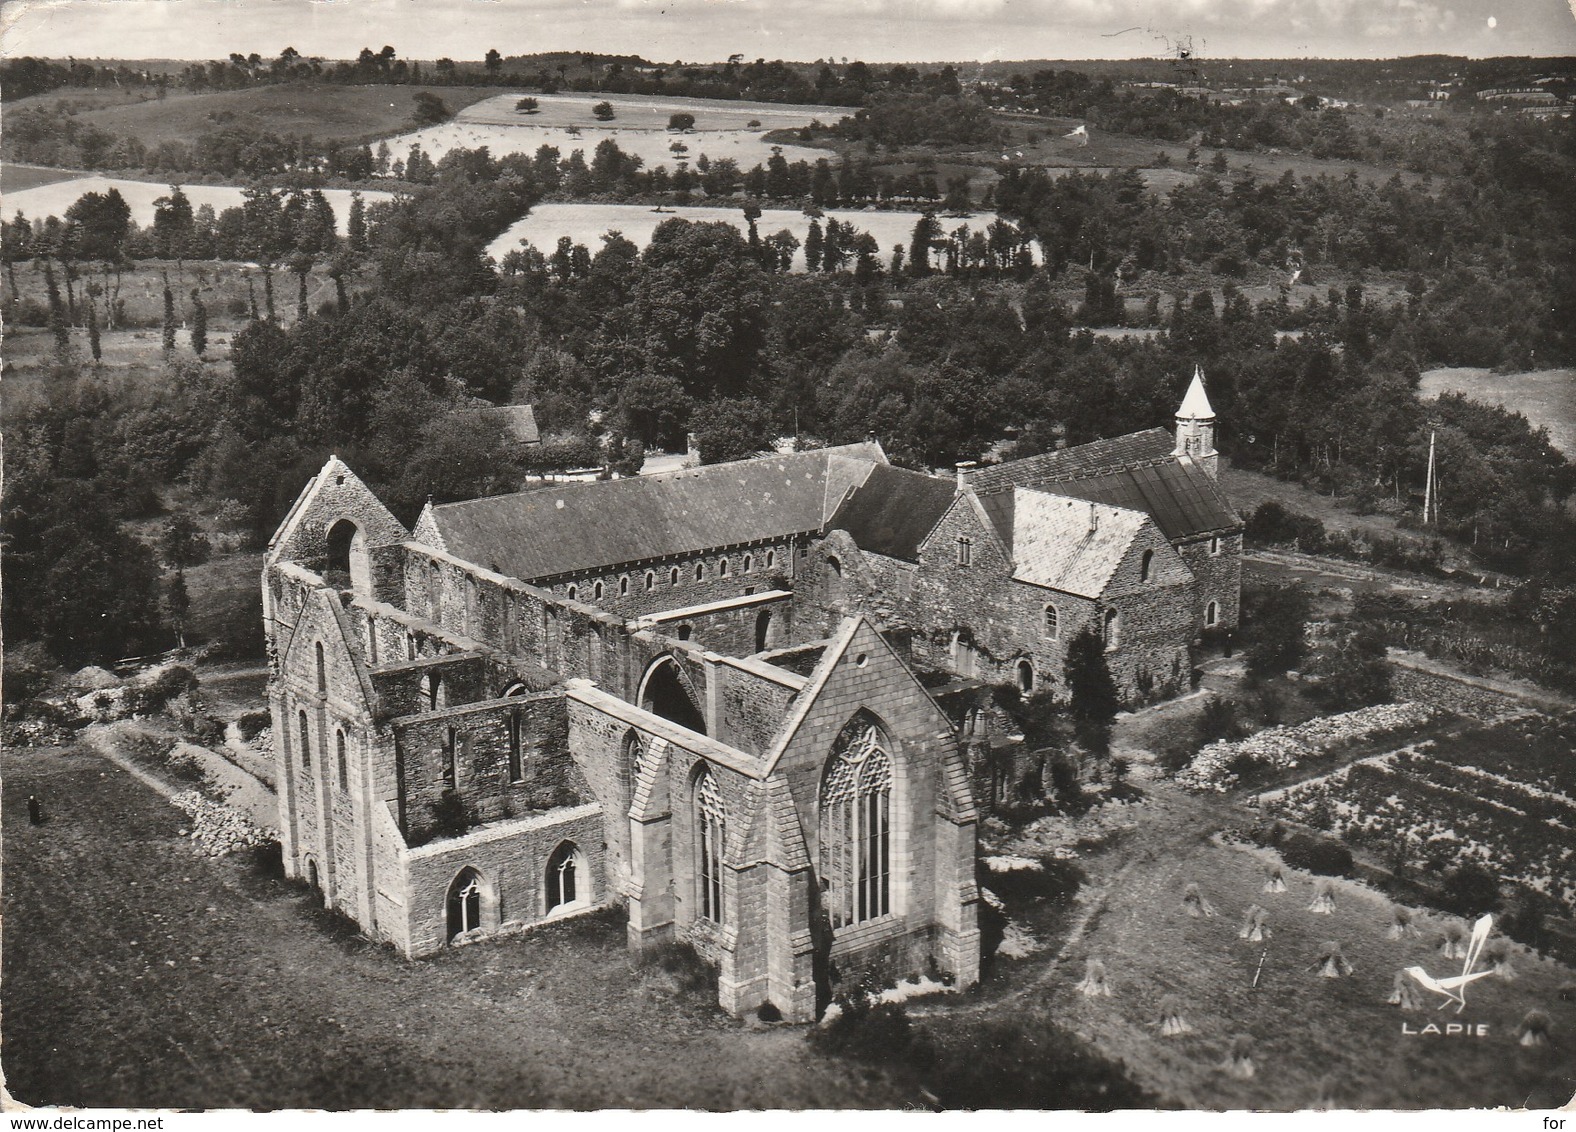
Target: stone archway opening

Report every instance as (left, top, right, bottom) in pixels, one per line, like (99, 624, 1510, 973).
(639, 656, 707, 735)
(447, 867, 483, 940)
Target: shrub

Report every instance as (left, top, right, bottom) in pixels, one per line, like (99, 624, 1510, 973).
(237, 709, 270, 740)
(811, 977, 933, 1070)
(1436, 862, 1501, 918)
(427, 789, 477, 840)
(927, 1010, 1152, 1110)
(1197, 697, 1242, 747)
(1279, 830, 1353, 877)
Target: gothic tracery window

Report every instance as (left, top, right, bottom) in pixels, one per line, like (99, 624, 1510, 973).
(696, 769, 727, 924)
(819, 717, 893, 929)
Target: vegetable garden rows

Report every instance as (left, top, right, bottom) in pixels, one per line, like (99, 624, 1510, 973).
(1263, 715, 1576, 910)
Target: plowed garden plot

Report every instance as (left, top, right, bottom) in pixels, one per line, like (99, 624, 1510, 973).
(1264, 716, 1576, 910)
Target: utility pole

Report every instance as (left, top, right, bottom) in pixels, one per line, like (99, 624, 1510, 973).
(1423, 429, 1437, 525)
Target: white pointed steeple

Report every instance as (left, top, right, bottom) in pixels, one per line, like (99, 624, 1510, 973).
(1174, 366, 1219, 478)
(1177, 365, 1215, 420)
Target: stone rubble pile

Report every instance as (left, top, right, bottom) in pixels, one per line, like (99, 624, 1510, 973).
(1179, 702, 1438, 793)
(170, 790, 277, 857)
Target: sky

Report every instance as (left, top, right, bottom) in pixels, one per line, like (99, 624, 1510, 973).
(2, 0, 1574, 64)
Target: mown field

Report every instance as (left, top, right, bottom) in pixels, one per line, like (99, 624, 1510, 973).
(1049, 822, 1575, 1108)
(1420, 367, 1576, 457)
(1, 743, 919, 1110)
(2, 162, 85, 192)
(6, 83, 504, 154)
(486, 201, 1030, 270)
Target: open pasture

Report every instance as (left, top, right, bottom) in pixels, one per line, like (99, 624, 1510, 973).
(1055, 831, 1575, 1108)
(3, 176, 392, 231)
(386, 90, 838, 171)
(6, 83, 503, 154)
(1420, 367, 1576, 457)
(487, 201, 1037, 271)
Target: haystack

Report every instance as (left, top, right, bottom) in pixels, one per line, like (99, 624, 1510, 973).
(1181, 882, 1216, 919)
(1156, 994, 1192, 1036)
(1263, 863, 1288, 893)
(1075, 957, 1113, 997)
(1307, 879, 1336, 914)
(1387, 969, 1424, 1009)
(1484, 939, 1516, 981)
(1517, 1009, 1551, 1048)
(1440, 920, 1467, 959)
(1219, 1033, 1255, 1079)
(1387, 906, 1419, 940)
(1238, 904, 1270, 942)
(1310, 940, 1354, 978)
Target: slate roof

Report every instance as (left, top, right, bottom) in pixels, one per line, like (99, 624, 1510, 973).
(426, 443, 886, 581)
(963, 428, 1238, 543)
(1029, 456, 1239, 541)
(828, 462, 959, 563)
(1011, 490, 1150, 599)
(964, 428, 1176, 494)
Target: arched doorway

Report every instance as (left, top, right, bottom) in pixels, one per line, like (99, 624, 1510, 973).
(638, 656, 707, 734)
(447, 867, 483, 940)
(546, 842, 587, 914)
(325, 518, 371, 595)
(305, 858, 320, 890)
(1016, 658, 1035, 695)
(755, 608, 778, 653)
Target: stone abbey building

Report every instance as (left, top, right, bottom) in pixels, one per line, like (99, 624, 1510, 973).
(262, 370, 1238, 1021)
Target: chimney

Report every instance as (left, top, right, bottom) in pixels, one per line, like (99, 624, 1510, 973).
(954, 460, 977, 494)
(1089, 501, 1098, 533)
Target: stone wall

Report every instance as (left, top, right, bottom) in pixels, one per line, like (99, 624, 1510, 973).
(393, 693, 588, 846)
(905, 497, 1017, 678)
(1177, 532, 1242, 632)
(542, 540, 799, 619)
(401, 804, 607, 956)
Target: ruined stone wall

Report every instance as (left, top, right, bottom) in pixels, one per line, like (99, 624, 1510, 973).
(393, 693, 588, 846)
(401, 805, 607, 957)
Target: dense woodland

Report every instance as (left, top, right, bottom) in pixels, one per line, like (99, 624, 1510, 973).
(4, 53, 1576, 673)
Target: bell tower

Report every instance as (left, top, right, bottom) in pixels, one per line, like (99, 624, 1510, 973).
(1174, 365, 1218, 479)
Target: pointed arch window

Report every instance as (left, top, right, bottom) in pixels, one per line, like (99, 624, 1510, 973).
(315, 641, 326, 693)
(696, 769, 727, 924)
(546, 842, 584, 912)
(298, 709, 312, 771)
(819, 717, 893, 929)
(1140, 549, 1155, 582)
(1043, 604, 1059, 640)
(336, 728, 348, 792)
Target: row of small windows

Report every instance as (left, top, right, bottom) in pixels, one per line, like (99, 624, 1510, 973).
(565, 550, 778, 602)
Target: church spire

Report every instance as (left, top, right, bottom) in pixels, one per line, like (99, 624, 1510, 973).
(1174, 365, 1219, 479)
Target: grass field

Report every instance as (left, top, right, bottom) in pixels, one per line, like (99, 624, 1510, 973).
(386, 89, 843, 170)
(486, 201, 1030, 270)
(1420, 367, 1576, 457)
(3, 176, 392, 230)
(1, 742, 918, 1109)
(1015, 778, 1576, 1110)
(7, 84, 504, 154)
(2, 163, 85, 192)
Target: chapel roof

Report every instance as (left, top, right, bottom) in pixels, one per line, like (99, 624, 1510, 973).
(1011, 490, 1151, 599)
(425, 442, 887, 581)
(827, 462, 960, 563)
(962, 428, 1175, 495)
